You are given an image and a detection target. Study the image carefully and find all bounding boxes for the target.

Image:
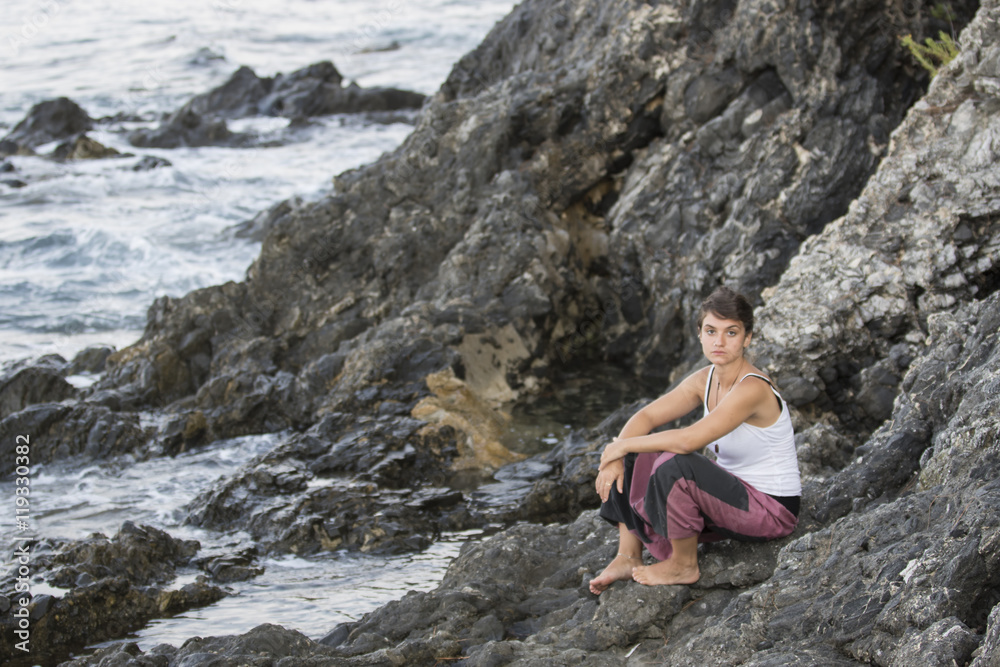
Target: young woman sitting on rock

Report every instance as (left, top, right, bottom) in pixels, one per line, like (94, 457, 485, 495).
(589, 286, 801, 593)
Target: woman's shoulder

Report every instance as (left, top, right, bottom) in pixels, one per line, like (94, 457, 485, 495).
(663, 366, 711, 401)
(740, 367, 773, 384)
(738, 368, 785, 421)
(685, 365, 712, 385)
(736, 368, 780, 397)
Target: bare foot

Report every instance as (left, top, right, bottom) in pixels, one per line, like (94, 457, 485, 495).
(631, 558, 700, 586)
(589, 554, 641, 594)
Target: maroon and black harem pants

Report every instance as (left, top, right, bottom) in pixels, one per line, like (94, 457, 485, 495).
(599, 451, 799, 561)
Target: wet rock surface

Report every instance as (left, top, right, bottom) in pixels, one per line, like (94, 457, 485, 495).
(127, 107, 251, 150)
(4, 0, 1000, 663)
(61, 624, 343, 667)
(128, 61, 426, 148)
(178, 62, 427, 120)
(0, 402, 149, 476)
(0, 349, 153, 476)
(51, 134, 127, 160)
(0, 523, 226, 666)
(0, 97, 93, 156)
(0, 355, 77, 417)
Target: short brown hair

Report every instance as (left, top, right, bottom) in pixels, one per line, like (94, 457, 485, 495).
(697, 286, 754, 334)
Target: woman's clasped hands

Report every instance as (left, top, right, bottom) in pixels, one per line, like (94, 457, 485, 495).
(595, 438, 627, 503)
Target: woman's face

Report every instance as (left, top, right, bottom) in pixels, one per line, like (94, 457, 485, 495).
(699, 312, 751, 365)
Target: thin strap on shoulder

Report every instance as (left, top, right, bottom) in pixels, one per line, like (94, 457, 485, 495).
(740, 372, 783, 408)
(704, 366, 715, 406)
(740, 372, 773, 386)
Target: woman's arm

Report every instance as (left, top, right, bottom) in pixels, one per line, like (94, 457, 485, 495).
(596, 369, 706, 499)
(616, 368, 707, 439)
(599, 374, 770, 468)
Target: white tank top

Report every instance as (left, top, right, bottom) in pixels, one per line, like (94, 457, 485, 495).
(703, 368, 802, 496)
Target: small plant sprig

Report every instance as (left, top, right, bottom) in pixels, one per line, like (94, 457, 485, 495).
(900, 31, 960, 77)
(930, 2, 957, 24)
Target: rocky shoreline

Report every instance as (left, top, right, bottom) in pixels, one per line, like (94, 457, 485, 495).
(0, 59, 426, 166)
(4, 0, 1000, 664)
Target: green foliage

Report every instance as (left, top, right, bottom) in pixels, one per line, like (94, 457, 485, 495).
(900, 31, 960, 77)
(930, 2, 957, 23)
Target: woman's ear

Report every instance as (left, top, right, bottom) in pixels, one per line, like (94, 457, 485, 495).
(744, 332, 752, 348)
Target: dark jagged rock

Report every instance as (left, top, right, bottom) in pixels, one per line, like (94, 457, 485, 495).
(131, 155, 172, 171)
(0, 402, 149, 476)
(45, 521, 199, 588)
(753, 7, 1000, 434)
(0, 523, 225, 665)
(178, 61, 425, 119)
(0, 140, 24, 156)
(128, 61, 426, 149)
(194, 546, 265, 584)
(0, 355, 76, 417)
(64, 624, 341, 667)
(0, 97, 93, 155)
(184, 409, 479, 555)
(182, 64, 274, 119)
(128, 107, 250, 149)
(51, 133, 126, 160)
(226, 196, 304, 242)
(68, 345, 116, 376)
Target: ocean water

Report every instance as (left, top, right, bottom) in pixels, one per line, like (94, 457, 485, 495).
(0, 0, 518, 654)
(0, 0, 517, 363)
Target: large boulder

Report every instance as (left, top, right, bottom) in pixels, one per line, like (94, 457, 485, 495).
(0, 402, 149, 476)
(0, 97, 93, 155)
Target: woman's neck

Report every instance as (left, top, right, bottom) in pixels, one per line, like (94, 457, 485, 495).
(714, 357, 746, 384)
(709, 357, 746, 409)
